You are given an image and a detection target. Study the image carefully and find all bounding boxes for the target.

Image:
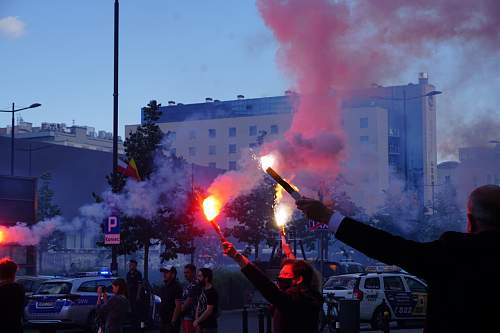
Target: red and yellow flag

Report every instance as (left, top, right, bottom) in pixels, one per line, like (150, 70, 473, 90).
(117, 158, 141, 181)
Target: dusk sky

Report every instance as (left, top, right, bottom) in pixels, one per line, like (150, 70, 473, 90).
(1, 0, 499, 160)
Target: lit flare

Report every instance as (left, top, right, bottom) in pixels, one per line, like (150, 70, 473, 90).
(202, 195, 226, 241)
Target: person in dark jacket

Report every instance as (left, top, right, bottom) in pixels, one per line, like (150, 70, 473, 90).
(297, 184, 500, 333)
(0, 258, 25, 333)
(126, 259, 143, 328)
(96, 278, 130, 333)
(159, 265, 183, 333)
(223, 242, 323, 333)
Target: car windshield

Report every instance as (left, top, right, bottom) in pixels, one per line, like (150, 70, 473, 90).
(324, 276, 358, 290)
(37, 282, 72, 295)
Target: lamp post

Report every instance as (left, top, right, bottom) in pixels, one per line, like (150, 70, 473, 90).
(110, 0, 120, 275)
(0, 102, 42, 176)
(371, 90, 442, 189)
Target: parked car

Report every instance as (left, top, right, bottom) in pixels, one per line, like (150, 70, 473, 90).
(24, 272, 161, 332)
(322, 270, 427, 329)
(16, 275, 57, 298)
(314, 259, 365, 279)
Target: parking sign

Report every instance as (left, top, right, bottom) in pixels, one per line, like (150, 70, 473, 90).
(104, 216, 121, 245)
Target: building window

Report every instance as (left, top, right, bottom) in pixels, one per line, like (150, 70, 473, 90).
(188, 147, 196, 156)
(208, 129, 216, 138)
(445, 175, 451, 183)
(249, 125, 257, 136)
(189, 130, 197, 140)
(360, 117, 368, 128)
(229, 144, 237, 154)
(270, 124, 279, 134)
(360, 136, 369, 143)
(208, 162, 216, 169)
(229, 161, 237, 170)
(228, 127, 237, 137)
(209, 145, 216, 155)
(249, 143, 258, 149)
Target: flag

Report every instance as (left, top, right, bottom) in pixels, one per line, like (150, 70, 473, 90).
(117, 159, 141, 181)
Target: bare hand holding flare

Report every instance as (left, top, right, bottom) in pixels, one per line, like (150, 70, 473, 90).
(296, 197, 334, 224)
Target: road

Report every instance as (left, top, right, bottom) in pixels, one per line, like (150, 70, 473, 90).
(26, 310, 423, 333)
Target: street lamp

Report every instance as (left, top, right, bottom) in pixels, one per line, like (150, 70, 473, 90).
(370, 90, 442, 189)
(0, 102, 42, 176)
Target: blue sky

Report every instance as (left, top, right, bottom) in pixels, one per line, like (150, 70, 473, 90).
(0, 0, 288, 135)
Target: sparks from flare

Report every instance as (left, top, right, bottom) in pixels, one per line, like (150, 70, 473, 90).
(274, 203, 292, 231)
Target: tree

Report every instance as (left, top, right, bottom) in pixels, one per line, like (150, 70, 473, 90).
(224, 179, 277, 260)
(418, 184, 465, 241)
(37, 173, 62, 273)
(103, 100, 202, 281)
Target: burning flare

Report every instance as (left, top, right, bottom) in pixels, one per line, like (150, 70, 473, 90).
(202, 195, 226, 242)
(202, 195, 221, 222)
(0, 230, 4, 244)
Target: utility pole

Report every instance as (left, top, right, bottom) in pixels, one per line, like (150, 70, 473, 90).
(110, 0, 120, 275)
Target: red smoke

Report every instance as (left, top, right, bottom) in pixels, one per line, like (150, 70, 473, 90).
(257, 0, 500, 187)
(207, 0, 500, 205)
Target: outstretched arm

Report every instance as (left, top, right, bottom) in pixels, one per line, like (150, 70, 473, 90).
(222, 241, 293, 309)
(297, 198, 443, 279)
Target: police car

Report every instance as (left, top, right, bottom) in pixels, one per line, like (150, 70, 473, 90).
(322, 266, 427, 329)
(24, 272, 161, 331)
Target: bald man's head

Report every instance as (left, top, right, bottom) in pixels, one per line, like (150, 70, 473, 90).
(467, 185, 500, 233)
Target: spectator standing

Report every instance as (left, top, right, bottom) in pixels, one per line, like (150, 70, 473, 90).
(222, 243, 322, 333)
(0, 258, 25, 333)
(96, 278, 130, 333)
(159, 265, 183, 333)
(181, 264, 201, 333)
(126, 259, 143, 329)
(193, 268, 219, 333)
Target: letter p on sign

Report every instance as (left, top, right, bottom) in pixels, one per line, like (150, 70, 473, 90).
(107, 216, 119, 233)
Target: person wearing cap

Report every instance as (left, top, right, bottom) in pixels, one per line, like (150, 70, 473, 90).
(126, 259, 143, 329)
(159, 265, 183, 333)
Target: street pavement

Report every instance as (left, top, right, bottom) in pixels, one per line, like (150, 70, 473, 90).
(25, 309, 424, 333)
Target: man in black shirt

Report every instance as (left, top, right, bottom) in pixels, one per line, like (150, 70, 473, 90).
(181, 264, 201, 333)
(159, 265, 183, 333)
(0, 258, 25, 333)
(194, 268, 218, 333)
(126, 259, 143, 329)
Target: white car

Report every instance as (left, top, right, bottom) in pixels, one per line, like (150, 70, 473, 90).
(24, 273, 161, 332)
(323, 269, 427, 329)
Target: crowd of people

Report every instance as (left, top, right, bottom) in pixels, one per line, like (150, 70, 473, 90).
(0, 184, 499, 333)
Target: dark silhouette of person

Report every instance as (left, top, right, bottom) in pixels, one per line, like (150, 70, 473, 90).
(0, 258, 25, 333)
(223, 242, 322, 333)
(96, 278, 130, 333)
(126, 259, 143, 328)
(159, 266, 183, 333)
(297, 184, 500, 333)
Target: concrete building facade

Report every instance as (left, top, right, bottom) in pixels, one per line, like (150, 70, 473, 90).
(437, 143, 500, 206)
(1, 120, 124, 154)
(126, 74, 438, 209)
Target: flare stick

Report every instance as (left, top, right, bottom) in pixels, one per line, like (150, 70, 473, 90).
(210, 220, 227, 242)
(265, 167, 302, 200)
